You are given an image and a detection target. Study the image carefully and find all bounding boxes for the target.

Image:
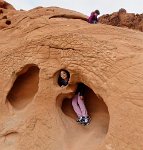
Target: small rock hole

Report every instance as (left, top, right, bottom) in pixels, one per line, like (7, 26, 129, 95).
(5, 20, 11, 25)
(2, 15, 7, 19)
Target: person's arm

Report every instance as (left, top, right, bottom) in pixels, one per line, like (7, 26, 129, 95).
(88, 13, 94, 23)
(61, 85, 65, 88)
(88, 16, 92, 23)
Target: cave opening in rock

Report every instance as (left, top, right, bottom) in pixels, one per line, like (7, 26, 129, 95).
(5, 20, 11, 25)
(7, 65, 39, 110)
(0, 9, 3, 14)
(61, 83, 109, 131)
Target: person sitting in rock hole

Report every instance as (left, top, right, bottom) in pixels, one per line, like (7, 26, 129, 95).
(58, 69, 90, 125)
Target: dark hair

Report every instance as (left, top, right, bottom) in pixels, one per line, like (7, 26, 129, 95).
(60, 69, 70, 78)
(95, 10, 100, 15)
(58, 69, 70, 86)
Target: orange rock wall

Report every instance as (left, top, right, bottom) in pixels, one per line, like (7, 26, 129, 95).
(0, 3, 143, 150)
(99, 8, 143, 32)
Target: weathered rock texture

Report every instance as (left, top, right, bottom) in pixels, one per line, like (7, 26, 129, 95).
(99, 8, 143, 32)
(0, 0, 15, 10)
(0, 2, 143, 150)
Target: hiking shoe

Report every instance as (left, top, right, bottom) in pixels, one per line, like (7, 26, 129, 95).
(87, 116, 91, 122)
(82, 116, 91, 126)
(76, 116, 83, 123)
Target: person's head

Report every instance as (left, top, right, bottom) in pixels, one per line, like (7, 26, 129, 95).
(94, 10, 100, 16)
(60, 69, 70, 80)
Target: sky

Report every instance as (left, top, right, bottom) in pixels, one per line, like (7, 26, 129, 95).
(6, 0, 143, 16)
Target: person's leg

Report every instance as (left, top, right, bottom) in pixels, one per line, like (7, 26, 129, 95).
(77, 94, 90, 125)
(72, 94, 82, 118)
(77, 93, 88, 117)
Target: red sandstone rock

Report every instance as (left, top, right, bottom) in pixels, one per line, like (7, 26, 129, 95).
(99, 8, 143, 32)
(0, 0, 15, 10)
(0, 2, 143, 150)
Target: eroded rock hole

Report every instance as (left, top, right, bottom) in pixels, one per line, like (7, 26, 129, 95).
(7, 65, 39, 110)
(5, 20, 11, 25)
(56, 83, 109, 149)
(2, 15, 7, 19)
(0, 9, 3, 14)
(62, 84, 109, 131)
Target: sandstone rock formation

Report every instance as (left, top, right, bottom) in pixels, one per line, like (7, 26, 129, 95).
(0, 0, 16, 29)
(99, 8, 143, 32)
(0, 0, 15, 10)
(0, 2, 143, 150)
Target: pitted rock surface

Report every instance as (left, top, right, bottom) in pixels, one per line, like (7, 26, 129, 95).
(0, 2, 143, 150)
(99, 8, 143, 32)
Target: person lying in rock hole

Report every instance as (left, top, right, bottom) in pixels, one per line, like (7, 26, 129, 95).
(58, 69, 90, 125)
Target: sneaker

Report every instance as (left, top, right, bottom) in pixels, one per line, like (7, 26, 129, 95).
(76, 116, 83, 123)
(82, 116, 91, 126)
(87, 116, 91, 122)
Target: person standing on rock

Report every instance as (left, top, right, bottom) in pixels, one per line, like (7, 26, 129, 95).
(88, 10, 100, 24)
(58, 69, 90, 125)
